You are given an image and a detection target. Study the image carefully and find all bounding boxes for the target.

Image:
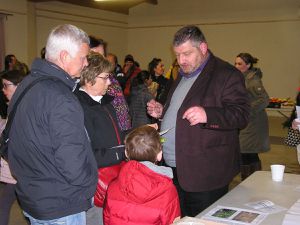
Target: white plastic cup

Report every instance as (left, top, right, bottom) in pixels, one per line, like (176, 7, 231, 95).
(270, 164, 285, 182)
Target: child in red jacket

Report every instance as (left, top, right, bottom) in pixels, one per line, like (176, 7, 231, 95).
(103, 125, 181, 225)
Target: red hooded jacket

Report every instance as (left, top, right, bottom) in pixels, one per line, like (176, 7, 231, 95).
(103, 160, 180, 225)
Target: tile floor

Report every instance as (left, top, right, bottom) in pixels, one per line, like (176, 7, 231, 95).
(2, 116, 300, 225)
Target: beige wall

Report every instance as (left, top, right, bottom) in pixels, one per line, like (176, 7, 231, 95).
(1, 0, 299, 99)
(0, 0, 28, 67)
(34, 1, 128, 65)
(0, 0, 128, 67)
(129, 0, 300, 99)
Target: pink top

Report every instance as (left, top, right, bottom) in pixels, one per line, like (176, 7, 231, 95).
(0, 158, 17, 184)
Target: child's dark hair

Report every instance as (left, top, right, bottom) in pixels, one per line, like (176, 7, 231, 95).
(131, 70, 150, 88)
(125, 125, 161, 163)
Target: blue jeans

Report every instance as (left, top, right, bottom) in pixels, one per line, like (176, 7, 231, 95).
(24, 211, 86, 225)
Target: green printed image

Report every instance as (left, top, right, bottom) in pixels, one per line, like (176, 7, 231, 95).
(212, 208, 237, 218)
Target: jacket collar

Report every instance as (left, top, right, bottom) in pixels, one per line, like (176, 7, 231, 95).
(30, 58, 77, 91)
(74, 86, 114, 107)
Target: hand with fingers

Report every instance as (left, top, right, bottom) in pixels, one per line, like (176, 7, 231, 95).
(147, 99, 163, 119)
(182, 106, 207, 126)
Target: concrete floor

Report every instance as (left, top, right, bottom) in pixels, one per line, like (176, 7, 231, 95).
(2, 116, 300, 225)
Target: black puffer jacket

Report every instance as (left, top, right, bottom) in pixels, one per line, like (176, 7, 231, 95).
(74, 88, 126, 168)
(8, 58, 98, 220)
(129, 84, 154, 128)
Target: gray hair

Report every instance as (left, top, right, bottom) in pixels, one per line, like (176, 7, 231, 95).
(45, 24, 89, 62)
(173, 25, 206, 47)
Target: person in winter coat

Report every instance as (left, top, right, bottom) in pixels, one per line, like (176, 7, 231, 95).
(74, 51, 127, 225)
(0, 70, 25, 225)
(7, 24, 98, 224)
(284, 89, 300, 130)
(235, 53, 270, 180)
(122, 54, 141, 101)
(147, 26, 249, 217)
(129, 70, 154, 128)
(89, 37, 131, 131)
(103, 125, 181, 225)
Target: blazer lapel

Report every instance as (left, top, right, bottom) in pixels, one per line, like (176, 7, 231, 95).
(182, 54, 216, 105)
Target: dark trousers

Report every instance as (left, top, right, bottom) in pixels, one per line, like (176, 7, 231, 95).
(0, 183, 17, 225)
(240, 153, 261, 180)
(171, 167, 228, 217)
(241, 153, 260, 165)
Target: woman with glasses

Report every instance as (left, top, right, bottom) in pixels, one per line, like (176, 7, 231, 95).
(74, 52, 127, 225)
(0, 70, 25, 225)
(88, 36, 131, 131)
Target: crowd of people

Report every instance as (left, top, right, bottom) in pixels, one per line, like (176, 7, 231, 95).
(0, 23, 295, 225)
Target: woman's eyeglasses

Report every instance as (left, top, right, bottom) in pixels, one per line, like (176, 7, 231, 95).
(96, 74, 111, 81)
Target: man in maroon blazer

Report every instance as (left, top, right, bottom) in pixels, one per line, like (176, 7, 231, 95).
(147, 25, 249, 217)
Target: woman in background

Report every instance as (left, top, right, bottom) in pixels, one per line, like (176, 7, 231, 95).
(286, 91, 300, 130)
(148, 58, 168, 104)
(122, 54, 141, 101)
(0, 70, 25, 225)
(129, 70, 154, 128)
(235, 53, 270, 180)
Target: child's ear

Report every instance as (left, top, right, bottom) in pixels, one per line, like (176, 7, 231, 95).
(125, 150, 129, 160)
(156, 151, 163, 162)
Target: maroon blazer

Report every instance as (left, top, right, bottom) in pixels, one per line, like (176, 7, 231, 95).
(163, 52, 250, 192)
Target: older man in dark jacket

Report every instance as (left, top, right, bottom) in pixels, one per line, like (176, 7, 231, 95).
(8, 24, 97, 224)
(147, 25, 249, 217)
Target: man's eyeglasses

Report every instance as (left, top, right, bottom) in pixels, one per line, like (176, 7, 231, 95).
(2, 83, 15, 89)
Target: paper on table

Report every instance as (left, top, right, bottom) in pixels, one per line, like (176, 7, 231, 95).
(282, 199, 300, 225)
(201, 205, 267, 225)
(245, 200, 286, 214)
(282, 213, 300, 225)
(287, 199, 300, 215)
(171, 216, 226, 225)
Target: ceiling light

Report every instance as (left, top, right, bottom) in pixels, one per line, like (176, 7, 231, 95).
(94, 0, 120, 2)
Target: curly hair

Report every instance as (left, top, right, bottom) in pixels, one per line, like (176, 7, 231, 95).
(80, 51, 114, 86)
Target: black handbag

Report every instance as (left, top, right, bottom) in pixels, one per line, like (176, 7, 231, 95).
(284, 127, 300, 147)
(0, 76, 59, 159)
